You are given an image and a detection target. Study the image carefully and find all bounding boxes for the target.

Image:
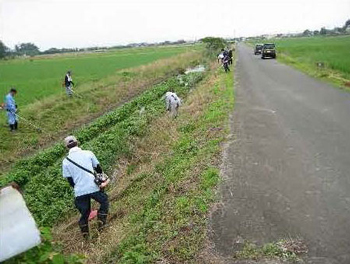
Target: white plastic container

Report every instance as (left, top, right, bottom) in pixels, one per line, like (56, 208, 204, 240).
(0, 186, 41, 262)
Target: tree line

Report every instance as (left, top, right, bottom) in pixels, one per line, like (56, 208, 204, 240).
(0, 42, 113, 59)
(0, 39, 189, 60)
(302, 19, 350, 37)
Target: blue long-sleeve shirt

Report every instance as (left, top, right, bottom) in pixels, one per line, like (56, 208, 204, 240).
(5, 93, 16, 113)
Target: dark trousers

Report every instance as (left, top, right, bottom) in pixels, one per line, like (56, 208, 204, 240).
(9, 121, 18, 131)
(75, 191, 109, 236)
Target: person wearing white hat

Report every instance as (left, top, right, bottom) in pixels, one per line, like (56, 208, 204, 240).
(62, 136, 109, 239)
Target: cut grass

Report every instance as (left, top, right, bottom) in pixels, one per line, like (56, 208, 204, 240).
(0, 50, 202, 171)
(234, 239, 308, 263)
(2, 73, 204, 227)
(53, 62, 234, 263)
(3, 64, 209, 263)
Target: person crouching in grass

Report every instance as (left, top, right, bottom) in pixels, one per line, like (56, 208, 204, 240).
(164, 90, 181, 118)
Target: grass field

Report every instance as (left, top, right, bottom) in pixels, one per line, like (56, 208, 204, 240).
(0, 46, 196, 106)
(272, 35, 350, 87)
(0, 46, 202, 171)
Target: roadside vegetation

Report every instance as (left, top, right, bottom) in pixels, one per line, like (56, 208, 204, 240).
(234, 239, 307, 263)
(3, 53, 234, 262)
(0, 48, 201, 171)
(273, 36, 350, 89)
(54, 62, 234, 263)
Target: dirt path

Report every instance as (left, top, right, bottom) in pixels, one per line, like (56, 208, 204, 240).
(211, 44, 350, 264)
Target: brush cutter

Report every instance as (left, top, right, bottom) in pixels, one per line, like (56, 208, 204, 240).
(15, 114, 43, 133)
(70, 89, 83, 99)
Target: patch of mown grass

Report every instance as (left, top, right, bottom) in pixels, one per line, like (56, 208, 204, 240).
(234, 239, 308, 263)
(100, 67, 234, 263)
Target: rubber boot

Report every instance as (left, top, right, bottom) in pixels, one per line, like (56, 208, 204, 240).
(97, 213, 107, 232)
(14, 121, 18, 130)
(79, 224, 89, 240)
(9, 124, 14, 132)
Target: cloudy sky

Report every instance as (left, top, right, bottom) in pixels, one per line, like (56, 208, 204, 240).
(1, 0, 349, 50)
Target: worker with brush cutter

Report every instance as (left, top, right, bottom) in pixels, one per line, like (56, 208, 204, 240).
(4, 88, 18, 132)
(63, 70, 74, 96)
(62, 136, 110, 239)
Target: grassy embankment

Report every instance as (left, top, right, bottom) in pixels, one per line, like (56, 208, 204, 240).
(53, 62, 234, 263)
(273, 36, 350, 89)
(0, 47, 201, 171)
(4, 56, 234, 263)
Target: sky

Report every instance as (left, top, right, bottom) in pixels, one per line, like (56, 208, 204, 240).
(0, 0, 349, 50)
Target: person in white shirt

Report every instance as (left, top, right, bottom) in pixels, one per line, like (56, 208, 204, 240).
(217, 53, 224, 63)
(164, 91, 181, 118)
(63, 71, 74, 96)
(62, 136, 109, 239)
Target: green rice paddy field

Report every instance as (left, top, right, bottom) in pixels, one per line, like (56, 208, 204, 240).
(273, 35, 350, 82)
(0, 45, 194, 106)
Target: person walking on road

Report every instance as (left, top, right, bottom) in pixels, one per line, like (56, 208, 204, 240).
(62, 136, 110, 239)
(64, 71, 74, 96)
(4, 88, 18, 132)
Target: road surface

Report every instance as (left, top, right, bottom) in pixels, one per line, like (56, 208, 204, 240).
(211, 44, 350, 264)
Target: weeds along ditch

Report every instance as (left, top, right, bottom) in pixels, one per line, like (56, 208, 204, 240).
(103, 67, 234, 263)
(1, 71, 205, 227)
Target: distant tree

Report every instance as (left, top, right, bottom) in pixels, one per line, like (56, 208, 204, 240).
(0, 40, 9, 59)
(303, 29, 312, 36)
(345, 19, 350, 28)
(173, 39, 186, 45)
(334, 27, 344, 34)
(200, 37, 226, 56)
(15, 43, 40, 56)
(320, 27, 327, 35)
(313, 30, 320, 35)
(342, 19, 350, 33)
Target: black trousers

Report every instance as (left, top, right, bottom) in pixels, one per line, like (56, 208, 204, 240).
(9, 121, 18, 131)
(75, 191, 109, 235)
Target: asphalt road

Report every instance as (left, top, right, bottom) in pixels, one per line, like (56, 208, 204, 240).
(211, 44, 350, 264)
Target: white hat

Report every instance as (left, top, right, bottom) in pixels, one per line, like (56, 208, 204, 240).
(64, 136, 78, 147)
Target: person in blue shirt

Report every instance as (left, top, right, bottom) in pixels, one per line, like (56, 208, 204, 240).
(62, 136, 109, 239)
(4, 88, 18, 132)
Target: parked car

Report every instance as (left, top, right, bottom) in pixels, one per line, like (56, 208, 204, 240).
(261, 43, 276, 59)
(254, 44, 263, 55)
